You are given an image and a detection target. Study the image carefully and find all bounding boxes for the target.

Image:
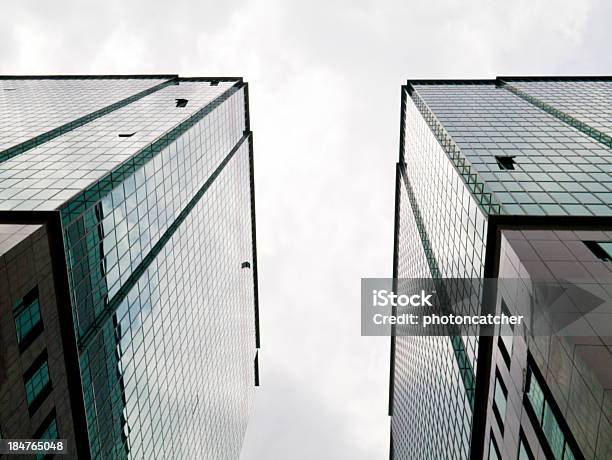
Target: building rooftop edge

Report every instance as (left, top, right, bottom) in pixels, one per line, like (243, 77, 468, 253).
(405, 75, 612, 87)
(0, 75, 247, 82)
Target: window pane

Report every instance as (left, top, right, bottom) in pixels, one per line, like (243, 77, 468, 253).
(500, 301, 514, 355)
(36, 418, 58, 460)
(14, 297, 42, 343)
(494, 375, 507, 425)
(563, 445, 576, 460)
(489, 436, 500, 460)
(542, 404, 564, 460)
(526, 371, 545, 422)
(599, 242, 612, 259)
(518, 437, 533, 460)
(25, 361, 50, 405)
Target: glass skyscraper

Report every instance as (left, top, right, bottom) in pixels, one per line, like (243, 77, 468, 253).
(0, 75, 260, 459)
(390, 77, 612, 459)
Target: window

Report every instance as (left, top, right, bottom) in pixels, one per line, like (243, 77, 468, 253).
(175, 98, 188, 107)
(524, 363, 579, 460)
(37, 417, 57, 439)
(525, 367, 545, 419)
(498, 300, 513, 365)
(24, 353, 52, 413)
(13, 287, 43, 348)
(34, 411, 58, 460)
(517, 432, 534, 460)
(583, 241, 612, 262)
(118, 132, 136, 138)
(495, 155, 516, 170)
(543, 404, 565, 459)
(489, 433, 501, 460)
(493, 372, 507, 430)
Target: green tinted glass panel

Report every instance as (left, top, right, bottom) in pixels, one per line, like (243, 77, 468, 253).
(489, 436, 500, 460)
(543, 404, 564, 459)
(526, 372, 545, 422)
(518, 438, 532, 460)
(36, 418, 58, 460)
(14, 298, 42, 342)
(598, 241, 612, 258)
(25, 361, 50, 405)
(563, 447, 576, 460)
(494, 376, 507, 425)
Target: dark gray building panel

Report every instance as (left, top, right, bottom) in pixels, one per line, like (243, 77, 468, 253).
(0, 224, 78, 457)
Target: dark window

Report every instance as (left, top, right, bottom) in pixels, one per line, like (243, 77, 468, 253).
(24, 352, 52, 414)
(498, 300, 514, 366)
(489, 432, 501, 460)
(524, 363, 579, 460)
(583, 241, 612, 262)
(13, 287, 43, 349)
(118, 132, 136, 138)
(495, 155, 517, 170)
(34, 410, 58, 460)
(493, 371, 507, 430)
(175, 98, 188, 107)
(210, 81, 219, 86)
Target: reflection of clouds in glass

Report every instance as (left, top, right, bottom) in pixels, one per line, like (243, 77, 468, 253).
(1, 1, 609, 457)
(115, 143, 255, 458)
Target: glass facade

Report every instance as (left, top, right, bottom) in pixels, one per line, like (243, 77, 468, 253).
(0, 76, 259, 459)
(503, 80, 612, 139)
(412, 83, 612, 217)
(0, 77, 172, 162)
(391, 77, 612, 459)
(391, 86, 487, 460)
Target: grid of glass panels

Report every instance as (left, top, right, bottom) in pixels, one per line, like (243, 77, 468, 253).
(61, 85, 245, 338)
(393, 164, 465, 458)
(0, 80, 237, 212)
(46, 83, 256, 459)
(412, 83, 612, 216)
(79, 141, 254, 459)
(505, 80, 612, 138)
(0, 78, 170, 156)
(25, 360, 51, 405)
(391, 91, 489, 459)
(13, 294, 41, 343)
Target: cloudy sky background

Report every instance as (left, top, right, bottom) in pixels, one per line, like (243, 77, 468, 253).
(1, 1, 610, 458)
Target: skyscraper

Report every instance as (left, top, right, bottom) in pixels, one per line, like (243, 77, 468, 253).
(389, 77, 612, 459)
(0, 75, 260, 459)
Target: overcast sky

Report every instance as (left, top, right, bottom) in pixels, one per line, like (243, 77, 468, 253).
(1, 0, 610, 458)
